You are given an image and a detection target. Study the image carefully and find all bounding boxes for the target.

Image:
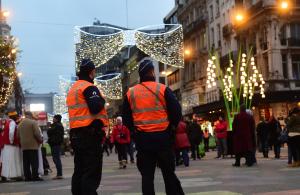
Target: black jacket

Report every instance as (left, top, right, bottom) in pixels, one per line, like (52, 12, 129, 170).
(122, 78, 182, 151)
(256, 121, 269, 141)
(187, 121, 203, 145)
(47, 122, 64, 146)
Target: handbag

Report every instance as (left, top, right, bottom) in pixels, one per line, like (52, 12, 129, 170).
(278, 128, 289, 143)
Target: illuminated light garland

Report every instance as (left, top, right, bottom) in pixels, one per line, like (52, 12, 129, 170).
(75, 24, 184, 69)
(59, 76, 75, 96)
(135, 24, 184, 68)
(75, 25, 125, 68)
(95, 73, 122, 100)
(53, 94, 68, 115)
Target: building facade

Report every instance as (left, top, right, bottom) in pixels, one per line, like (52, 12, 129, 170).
(165, 0, 300, 122)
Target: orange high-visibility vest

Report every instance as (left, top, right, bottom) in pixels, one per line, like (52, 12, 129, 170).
(127, 81, 169, 132)
(67, 80, 108, 129)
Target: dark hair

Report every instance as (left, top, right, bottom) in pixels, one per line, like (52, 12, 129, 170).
(240, 104, 246, 112)
(54, 114, 62, 122)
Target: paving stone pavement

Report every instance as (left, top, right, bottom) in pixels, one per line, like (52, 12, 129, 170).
(0, 147, 300, 195)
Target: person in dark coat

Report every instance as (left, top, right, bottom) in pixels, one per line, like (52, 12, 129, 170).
(175, 120, 191, 167)
(268, 116, 281, 159)
(47, 114, 64, 179)
(232, 104, 256, 167)
(187, 117, 203, 160)
(256, 117, 269, 158)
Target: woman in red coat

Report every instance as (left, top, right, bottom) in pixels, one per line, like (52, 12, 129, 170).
(214, 115, 228, 159)
(111, 117, 131, 169)
(175, 120, 191, 167)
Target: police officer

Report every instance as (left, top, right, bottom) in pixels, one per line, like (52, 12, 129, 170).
(67, 59, 108, 195)
(123, 59, 185, 195)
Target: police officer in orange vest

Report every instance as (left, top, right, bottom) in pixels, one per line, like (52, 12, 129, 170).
(123, 59, 185, 195)
(67, 59, 108, 195)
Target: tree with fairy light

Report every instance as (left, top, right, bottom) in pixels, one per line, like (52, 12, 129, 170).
(206, 49, 266, 129)
(0, 37, 19, 112)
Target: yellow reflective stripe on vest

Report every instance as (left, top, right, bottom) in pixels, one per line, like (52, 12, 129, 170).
(68, 103, 89, 109)
(132, 106, 165, 113)
(134, 118, 168, 125)
(67, 81, 90, 109)
(131, 83, 164, 113)
(69, 114, 108, 122)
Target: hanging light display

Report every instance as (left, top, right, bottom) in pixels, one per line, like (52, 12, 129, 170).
(75, 26, 125, 68)
(74, 24, 184, 69)
(135, 24, 184, 68)
(95, 73, 122, 100)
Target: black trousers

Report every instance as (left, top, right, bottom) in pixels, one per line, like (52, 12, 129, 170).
(235, 151, 253, 166)
(190, 143, 200, 159)
(137, 147, 185, 195)
(23, 150, 39, 180)
(71, 129, 103, 195)
(204, 138, 209, 152)
(115, 143, 127, 162)
(289, 135, 300, 162)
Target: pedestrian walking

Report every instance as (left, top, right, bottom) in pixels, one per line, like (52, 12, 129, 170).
(203, 128, 210, 152)
(47, 114, 64, 179)
(111, 116, 131, 169)
(256, 117, 269, 158)
(17, 111, 43, 181)
(187, 116, 203, 160)
(67, 59, 108, 195)
(232, 104, 256, 167)
(286, 107, 300, 167)
(123, 59, 185, 195)
(175, 120, 190, 167)
(0, 111, 23, 181)
(214, 115, 228, 159)
(268, 115, 282, 159)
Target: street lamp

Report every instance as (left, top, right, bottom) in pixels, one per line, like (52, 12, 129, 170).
(278, 0, 291, 13)
(17, 72, 22, 77)
(184, 49, 191, 57)
(2, 11, 9, 18)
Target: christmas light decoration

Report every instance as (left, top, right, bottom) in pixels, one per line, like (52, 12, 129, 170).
(206, 49, 266, 129)
(75, 25, 125, 68)
(135, 24, 184, 68)
(74, 24, 184, 69)
(95, 73, 122, 100)
(0, 38, 18, 108)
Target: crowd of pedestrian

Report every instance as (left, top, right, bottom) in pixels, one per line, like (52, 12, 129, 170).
(0, 111, 65, 182)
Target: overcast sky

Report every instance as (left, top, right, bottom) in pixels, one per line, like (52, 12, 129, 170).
(3, 0, 174, 93)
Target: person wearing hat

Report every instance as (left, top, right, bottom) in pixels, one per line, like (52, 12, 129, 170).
(0, 111, 23, 181)
(122, 59, 185, 195)
(47, 114, 64, 179)
(67, 58, 108, 195)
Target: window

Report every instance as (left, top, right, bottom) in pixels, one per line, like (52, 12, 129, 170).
(290, 23, 300, 46)
(217, 24, 221, 47)
(159, 62, 164, 72)
(280, 25, 287, 45)
(210, 5, 214, 22)
(159, 77, 166, 84)
(292, 54, 300, 87)
(282, 54, 289, 87)
(216, 0, 220, 17)
(211, 27, 215, 47)
(167, 70, 180, 86)
(200, 31, 207, 49)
